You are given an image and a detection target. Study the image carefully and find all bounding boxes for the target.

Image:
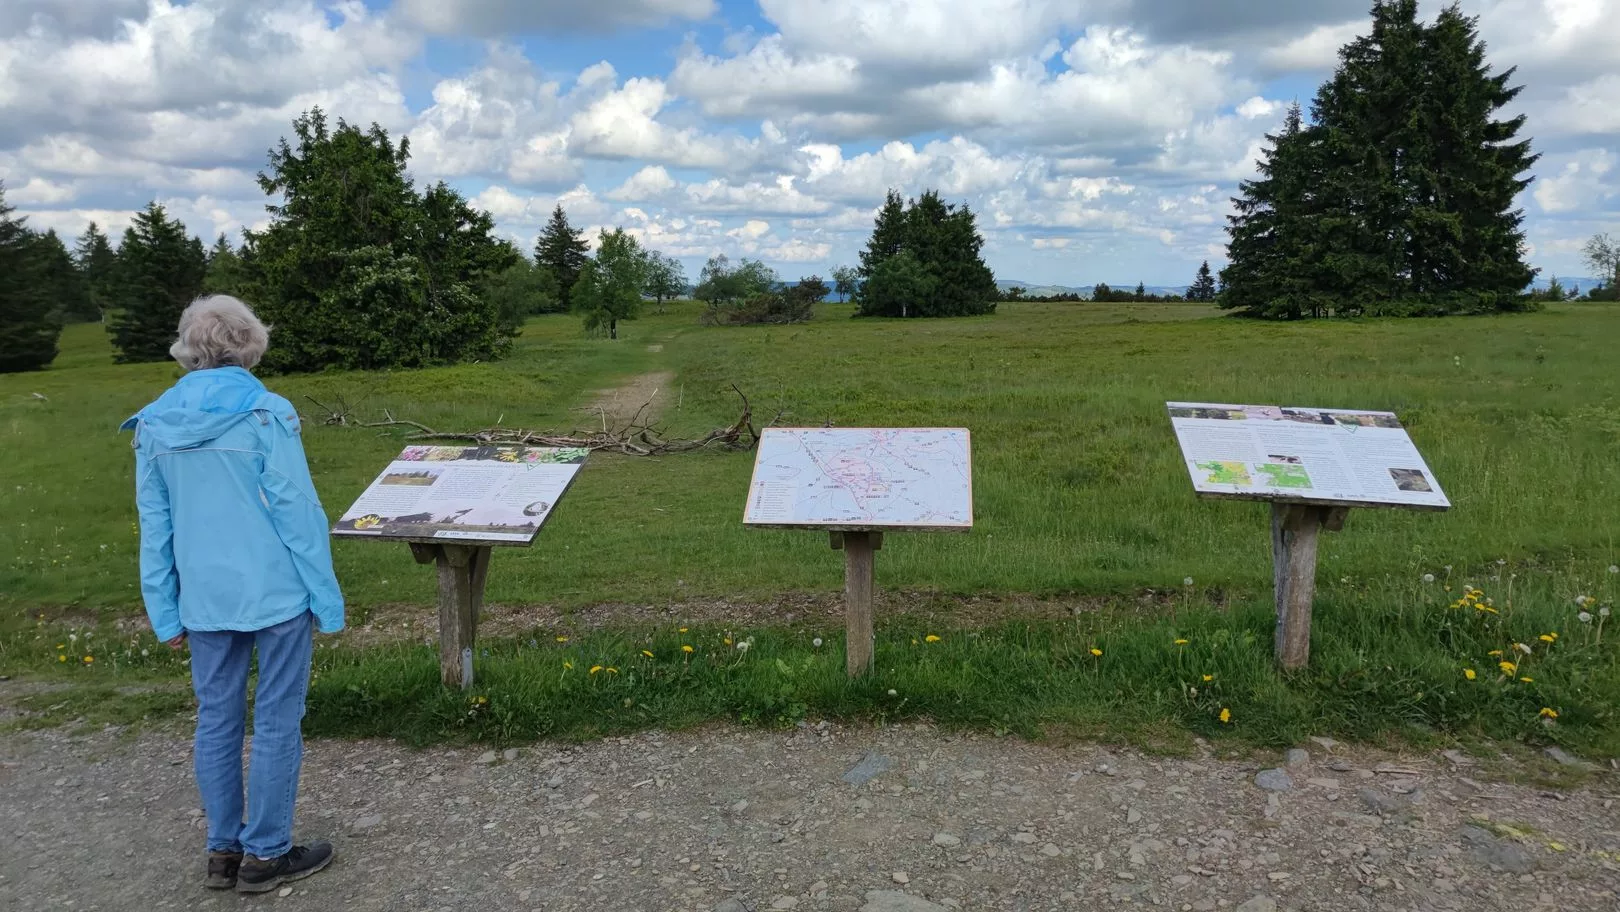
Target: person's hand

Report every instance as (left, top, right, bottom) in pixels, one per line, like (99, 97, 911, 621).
(166, 633, 188, 650)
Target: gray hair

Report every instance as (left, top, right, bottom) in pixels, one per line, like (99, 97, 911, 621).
(169, 295, 270, 371)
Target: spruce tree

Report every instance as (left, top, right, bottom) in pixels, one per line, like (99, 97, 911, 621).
(35, 229, 96, 323)
(1222, 102, 1329, 318)
(108, 203, 207, 363)
(74, 222, 117, 321)
(1188, 262, 1218, 302)
(0, 183, 62, 373)
(535, 205, 590, 312)
(856, 189, 996, 318)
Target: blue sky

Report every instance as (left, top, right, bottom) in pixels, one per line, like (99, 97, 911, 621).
(2, 0, 1616, 287)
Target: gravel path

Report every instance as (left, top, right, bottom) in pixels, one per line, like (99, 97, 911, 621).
(2, 714, 1617, 912)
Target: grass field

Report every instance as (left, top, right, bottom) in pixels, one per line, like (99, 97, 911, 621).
(3, 301, 1618, 755)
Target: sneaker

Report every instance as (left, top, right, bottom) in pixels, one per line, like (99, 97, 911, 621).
(234, 841, 335, 894)
(205, 851, 243, 890)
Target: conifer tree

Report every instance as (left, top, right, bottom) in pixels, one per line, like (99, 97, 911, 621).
(856, 189, 996, 317)
(74, 221, 117, 321)
(35, 229, 96, 322)
(0, 182, 62, 373)
(535, 205, 590, 312)
(1188, 262, 1218, 302)
(109, 203, 207, 363)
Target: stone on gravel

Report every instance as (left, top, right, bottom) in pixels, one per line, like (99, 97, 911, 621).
(502, 748, 519, 762)
(278, 886, 293, 898)
(1543, 747, 1592, 769)
(770, 897, 799, 910)
(1040, 843, 1062, 857)
(1127, 807, 1142, 824)
(731, 799, 750, 814)
(1309, 736, 1339, 751)
(1357, 787, 1407, 817)
(710, 900, 752, 912)
(843, 752, 893, 786)
(932, 832, 961, 847)
(1235, 897, 1277, 912)
(1462, 826, 1537, 874)
(1285, 748, 1310, 769)
(892, 871, 910, 884)
(474, 750, 498, 765)
(349, 813, 383, 836)
(861, 892, 949, 912)
(1254, 769, 1294, 792)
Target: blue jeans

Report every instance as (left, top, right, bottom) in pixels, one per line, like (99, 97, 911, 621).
(188, 611, 314, 859)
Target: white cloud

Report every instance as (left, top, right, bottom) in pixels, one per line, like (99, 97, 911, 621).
(1544, 74, 1620, 137)
(759, 0, 1086, 78)
(1261, 20, 1364, 72)
(567, 72, 784, 173)
(6, 176, 79, 205)
(1534, 149, 1617, 214)
(398, 0, 716, 35)
(1032, 237, 1072, 249)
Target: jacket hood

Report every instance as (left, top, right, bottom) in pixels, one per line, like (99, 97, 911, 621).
(121, 367, 271, 450)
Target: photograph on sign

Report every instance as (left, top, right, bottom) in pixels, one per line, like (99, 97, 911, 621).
(1166, 402, 1449, 509)
(744, 428, 973, 530)
(333, 445, 588, 543)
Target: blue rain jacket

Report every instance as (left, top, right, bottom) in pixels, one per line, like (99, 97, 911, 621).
(122, 367, 344, 641)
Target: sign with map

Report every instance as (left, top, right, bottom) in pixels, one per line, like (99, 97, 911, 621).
(332, 445, 587, 544)
(743, 428, 973, 530)
(1167, 402, 1449, 510)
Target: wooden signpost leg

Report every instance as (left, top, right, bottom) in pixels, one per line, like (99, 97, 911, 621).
(1270, 505, 1350, 670)
(412, 543, 494, 690)
(832, 531, 883, 678)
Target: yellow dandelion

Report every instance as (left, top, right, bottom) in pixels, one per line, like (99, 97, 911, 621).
(681, 645, 694, 654)
(589, 665, 603, 675)
(1498, 661, 1517, 675)
(723, 637, 733, 646)
(606, 667, 619, 674)
(1090, 648, 1103, 657)
(1488, 649, 1503, 657)
(556, 636, 569, 643)
(58, 654, 66, 662)
(1202, 674, 1214, 682)
(56, 643, 63, 649)
(641, 650, 654, 658)
(1463, 668, 1476, 680)
(563, 661, 573, 669)
(1538, 634, 1554, 643)
(925, 635, 941, 643)
(679, 627, 689, 633)
(1520, 677, 1534, 683)
(83, 656, 93, 664)
(1539, 707, 1558, 719)
(1174, 639, 1189, 646)
(1219, 708, 1231, 724)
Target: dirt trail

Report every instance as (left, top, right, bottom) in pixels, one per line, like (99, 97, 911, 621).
(587, 370, 677, 428)
(2, 707, 1616, 912)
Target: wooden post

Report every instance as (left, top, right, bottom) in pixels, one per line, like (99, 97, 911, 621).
(831, 531, 882, 678)
(411, 543, 493, 689)
(1269, 504, 1348, 669)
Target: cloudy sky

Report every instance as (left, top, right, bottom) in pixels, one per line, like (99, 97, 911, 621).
(1, 0, 1615, 287)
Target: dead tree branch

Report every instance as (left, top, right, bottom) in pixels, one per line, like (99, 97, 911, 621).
(356, 386, 760, 456)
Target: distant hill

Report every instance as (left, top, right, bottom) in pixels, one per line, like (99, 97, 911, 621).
(1529, 275, 1601, 293)
(995, 279, 1190, 300)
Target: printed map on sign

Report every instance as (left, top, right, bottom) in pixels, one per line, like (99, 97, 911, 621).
(744, 428, 973, 530)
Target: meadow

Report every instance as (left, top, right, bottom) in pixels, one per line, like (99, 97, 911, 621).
(3, 301, 1618, 756)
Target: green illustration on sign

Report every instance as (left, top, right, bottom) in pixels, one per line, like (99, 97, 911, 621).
(1197, 461, 1252, 486)
(1257, 463, 1313, 489)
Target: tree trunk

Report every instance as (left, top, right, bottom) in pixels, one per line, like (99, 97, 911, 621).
(609, 317, 617, 340)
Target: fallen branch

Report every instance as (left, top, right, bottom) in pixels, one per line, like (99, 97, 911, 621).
(356, 386, 760, 456)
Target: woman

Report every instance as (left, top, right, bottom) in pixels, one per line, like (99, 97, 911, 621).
(123, 295, 345, 893)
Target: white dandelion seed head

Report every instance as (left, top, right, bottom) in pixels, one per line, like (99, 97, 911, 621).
(1602, 606, 1612, 618)
(1444, 565, 1453, 573)
(1423, 574, 1436, 584)
(736, 641, 750, 652)
(1183, 577, 1194, 587)
(1578, 611, 1593, 624)
(140, 649, 149, 656)
(1516, 643, 1534, 655)
(68, 634, 77, 642)
(887, 689, 898, 697)
(1576, 595, 1590, 607)
(1609, 565, 1619, 574)
(812, 637, 823, 648)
